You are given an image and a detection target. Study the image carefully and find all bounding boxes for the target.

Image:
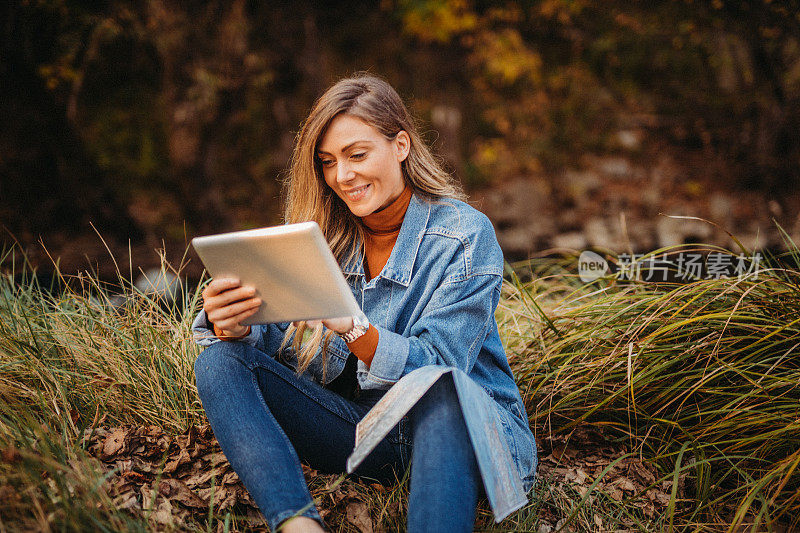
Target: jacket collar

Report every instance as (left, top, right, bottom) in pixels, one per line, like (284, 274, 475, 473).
(342, 192, 431, 287)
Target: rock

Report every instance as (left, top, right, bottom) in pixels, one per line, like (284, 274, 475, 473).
(135, 268, 182, 305)
(562, 170, 602, 205)
(596, 157, 635, 180)
(551, 232, 588, 251)
(640, 183, 662, 213)
(108, 294, 128, 312)
(584, 217, 620, 250)
(708, 192, 734, 227)
(655, 215, 713, 247)
(497, 227, 538, 257)
(615, 129, 643, 151)
(483, 177, 553, 224)
(483, 177, 556, 257)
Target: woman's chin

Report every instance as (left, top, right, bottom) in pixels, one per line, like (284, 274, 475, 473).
(347, 202, 377, 218)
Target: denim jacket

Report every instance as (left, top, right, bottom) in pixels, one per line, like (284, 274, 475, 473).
(192, 193, 538, 521)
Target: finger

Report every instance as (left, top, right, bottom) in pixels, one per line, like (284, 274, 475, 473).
(208, 297, 261, 325)
(207, 285, 257, 310)
(213, 303, 260, 331)
(306, 319, 322, 329)
(205, 278, 242, 297)
(214, 304, 261, 332)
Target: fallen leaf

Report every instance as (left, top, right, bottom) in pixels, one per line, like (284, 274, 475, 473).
(185, 464, 228, 488)
(550, 443, 567, 461)
(565, 467, 587, 484)
(630, 459, 656, 484)
(208, 452, 227, 466)
(152, 499, 175, 525)
(140, 485, 155, 510)
(0, 447, 21, 463)
(158, 478, 207, 509)
(245, 507, 268, 527)
(121, 470, 148, 484)
(101, 428, 127, 459)
(614, 477, 635, 492)
(221, 470, 239, 485)
(346, 500, 373, 533)
(163, 448, 191, 474)
(114, 492, 140, 511)
(607, 487, 623, 501)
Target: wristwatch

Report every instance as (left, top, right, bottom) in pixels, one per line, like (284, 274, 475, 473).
(339, 311, 370, 343)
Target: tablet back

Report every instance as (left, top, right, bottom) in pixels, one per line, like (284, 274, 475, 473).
(191, 222, 361, 324)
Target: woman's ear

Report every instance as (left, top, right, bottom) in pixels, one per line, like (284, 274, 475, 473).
(395, 130, 411, 162)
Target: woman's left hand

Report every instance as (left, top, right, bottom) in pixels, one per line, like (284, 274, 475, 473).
(292, 316, 354, 334)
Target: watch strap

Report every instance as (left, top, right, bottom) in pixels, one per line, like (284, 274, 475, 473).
(339, 312, 370, 343)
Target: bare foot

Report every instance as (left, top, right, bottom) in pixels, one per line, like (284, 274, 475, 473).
(279, 515, 326, 533)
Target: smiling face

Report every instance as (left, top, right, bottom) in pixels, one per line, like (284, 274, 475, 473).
(317, 113, 410, 218)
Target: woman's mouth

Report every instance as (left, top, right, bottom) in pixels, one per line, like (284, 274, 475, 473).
(345, 184, 370, 201)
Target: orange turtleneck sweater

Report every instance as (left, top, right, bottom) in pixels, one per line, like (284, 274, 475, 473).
(345, 184, 413, 366)
(215, 185, 413, 369)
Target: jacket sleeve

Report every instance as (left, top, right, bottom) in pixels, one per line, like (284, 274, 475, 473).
(191, 308, 290, 355)
(357, 272, 502, 389)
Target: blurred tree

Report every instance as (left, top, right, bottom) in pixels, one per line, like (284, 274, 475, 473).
(394, 0, 800, 190)
(3, 0, 800, 272)
(0, 0, 144, 243)
(668, 0, 800, 190)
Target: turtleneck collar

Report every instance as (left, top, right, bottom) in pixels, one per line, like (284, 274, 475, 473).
(361, 184, 412, 234)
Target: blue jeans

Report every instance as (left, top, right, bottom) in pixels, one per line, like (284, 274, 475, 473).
(194, 341, 484, 532)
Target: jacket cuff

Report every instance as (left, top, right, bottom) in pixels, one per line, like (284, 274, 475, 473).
(346, 324, 379, 366)
(191, 309, 260, 347)
(357, 324, 410, 388)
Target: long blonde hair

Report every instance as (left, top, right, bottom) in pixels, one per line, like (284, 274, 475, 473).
(281, 72, 466, 379)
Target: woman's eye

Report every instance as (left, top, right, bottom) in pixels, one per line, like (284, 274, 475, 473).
(320, 159, 334, 167)
(351, 153, 366, 160)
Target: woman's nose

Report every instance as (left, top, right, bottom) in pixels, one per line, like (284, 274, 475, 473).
(337, 161, 354, 184)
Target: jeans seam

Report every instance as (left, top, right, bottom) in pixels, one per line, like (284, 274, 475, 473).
(225, 344, 357, 425)
(236, 346, 407, 460)
(247, 370, 314, 521)
(251, 360, 363, 426)
(399, 416, 413, 446)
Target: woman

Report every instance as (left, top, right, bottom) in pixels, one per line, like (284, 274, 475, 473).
(192, 73, 537, 532)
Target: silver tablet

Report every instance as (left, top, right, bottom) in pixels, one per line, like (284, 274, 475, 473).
(191, 222, 362, 325)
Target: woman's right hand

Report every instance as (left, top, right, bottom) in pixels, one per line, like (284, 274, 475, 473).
(202, 278, 262, 338)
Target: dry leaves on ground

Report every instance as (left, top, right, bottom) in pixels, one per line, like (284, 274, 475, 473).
(84, 424, 268, 530)
(533, 425, 676, 531)
(83, 424, 399, 532)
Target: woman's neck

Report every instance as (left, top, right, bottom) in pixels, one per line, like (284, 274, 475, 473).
(362, 185, 412, 234)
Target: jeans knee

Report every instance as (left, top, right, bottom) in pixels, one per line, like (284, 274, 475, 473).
(194, 342, 246, 399)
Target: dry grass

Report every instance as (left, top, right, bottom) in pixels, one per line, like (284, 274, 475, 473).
(2, 233, 799, 531)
